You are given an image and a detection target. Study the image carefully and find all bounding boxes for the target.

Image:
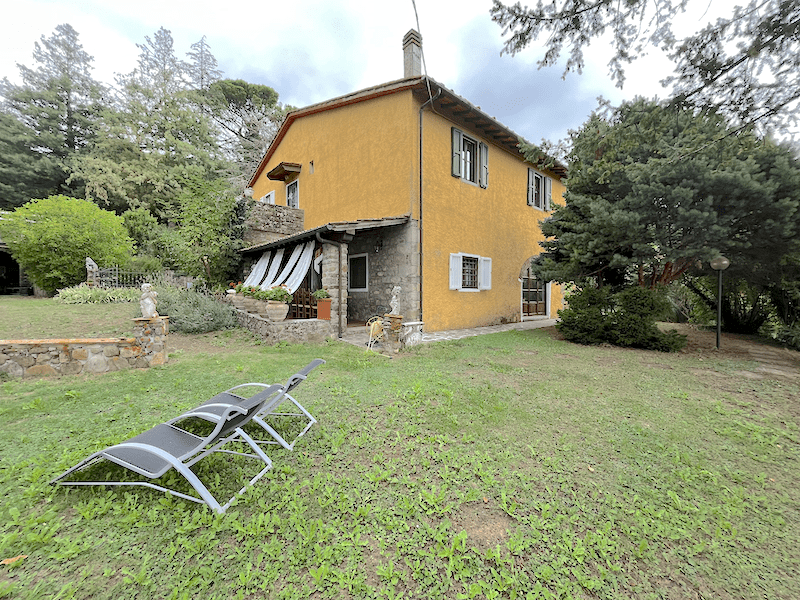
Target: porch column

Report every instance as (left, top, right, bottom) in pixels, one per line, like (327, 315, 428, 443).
(321, 241, 347, 337)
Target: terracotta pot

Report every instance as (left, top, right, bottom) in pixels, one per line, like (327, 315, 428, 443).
(231, 293, 246, 310)
(316, 298, 331, 320)
(242, 297, 260, 313)
(264, 300, 289, 321)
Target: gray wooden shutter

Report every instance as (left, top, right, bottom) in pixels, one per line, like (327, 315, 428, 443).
(479, 142, 489, 188)
(545, 177, 552, 210)
(451, 128, 462, 178)
(449, 253, 462, 290)
(527, 169, 533, 206)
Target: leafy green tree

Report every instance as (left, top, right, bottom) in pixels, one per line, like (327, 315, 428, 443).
(491, 0, 800, 130)
(0, 24, 105, 208)
(0, 195, 134, 293)
(201, 79, 288, 187)
(168, 176, 248, 284)
(533, 99, 800, 292)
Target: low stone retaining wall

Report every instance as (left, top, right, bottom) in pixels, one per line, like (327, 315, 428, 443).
(0, 316, 169, 379)
(235, 310, 333, 344)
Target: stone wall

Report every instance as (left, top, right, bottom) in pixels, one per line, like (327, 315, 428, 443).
(235, 311, 333, 344)
(244, 203, 305, 246)
(0, 316, 169, 379)
(346, 222, 420, 323)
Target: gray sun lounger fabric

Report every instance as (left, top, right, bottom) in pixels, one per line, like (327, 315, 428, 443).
(222, 358, 325, 451)
(51, 383, 285, 513)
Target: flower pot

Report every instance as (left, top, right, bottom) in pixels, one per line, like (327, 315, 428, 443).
(264, 300, 289, 321)
(243, 297, 260, 313)
(231, 293, 246, 310)
(316, 298, 331, 320)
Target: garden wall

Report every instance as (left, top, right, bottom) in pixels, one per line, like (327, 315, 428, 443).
(0, 316, 168, 378)
(235, 311, 332, 345)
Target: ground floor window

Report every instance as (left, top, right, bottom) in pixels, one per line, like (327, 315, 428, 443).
(449, 253, 491, 291)
(522, 266, 547, 316)
(348, 253, 368, 291)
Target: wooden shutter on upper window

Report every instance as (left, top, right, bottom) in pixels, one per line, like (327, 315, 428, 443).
(479, 142, 489, 188)
(545, 177, 552, 210)
(527, 169, 534, 206)
(451, 128, 462, 178)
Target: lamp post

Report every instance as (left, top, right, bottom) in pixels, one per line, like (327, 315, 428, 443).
(710, 255, 731, 349)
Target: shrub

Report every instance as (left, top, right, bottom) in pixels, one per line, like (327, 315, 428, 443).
(0, 195, 134, 294)
(557, 286, 687, 352)
(151, 283, 238, 334)
(557, 287, 613, 345)
(55, 285, 140, 304)
(774, 323, 800, 351)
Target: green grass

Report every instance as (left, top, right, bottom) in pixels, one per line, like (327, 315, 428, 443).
(1, 303, 799, 599)
(0, 296, 133, 339)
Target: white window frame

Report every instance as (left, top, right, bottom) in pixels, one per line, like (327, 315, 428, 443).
(527, 169, 552, 211)
(449, 253, 492, 292)
(259, 191, 275, 204)
(348, 253, 368, 292)
(286, 180, 299, 209)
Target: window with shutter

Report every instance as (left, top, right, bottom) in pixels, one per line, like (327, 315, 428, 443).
(527, 169, 552, 210)
(451, 127, 488, 187)
(449, 253, 492, 292)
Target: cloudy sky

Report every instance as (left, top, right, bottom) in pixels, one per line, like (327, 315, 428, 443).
(1, 0, 722, 146)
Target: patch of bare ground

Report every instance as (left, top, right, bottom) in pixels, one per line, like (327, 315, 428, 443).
(451, 499, 513, 551)
(665, 322, 800, 381)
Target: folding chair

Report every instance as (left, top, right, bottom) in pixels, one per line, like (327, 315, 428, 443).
(223, 358, 325, 451)
(51, 383, 284, 513)
(366, 316, 384, 351)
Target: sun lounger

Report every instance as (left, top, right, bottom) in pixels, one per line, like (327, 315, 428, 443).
(223, 358, 325, 451)
(51, 383, 285, 513)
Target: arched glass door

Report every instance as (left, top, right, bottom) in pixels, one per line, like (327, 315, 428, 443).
(522, 266, 547, 316)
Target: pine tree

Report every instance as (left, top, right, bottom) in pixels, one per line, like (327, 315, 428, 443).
(0, 24, 105, 208)
(73, 28, 226, 214)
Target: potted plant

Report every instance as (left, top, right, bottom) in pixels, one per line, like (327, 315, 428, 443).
(313, 288, 332, 320)
(240, 285, 261, 313)
(231, 282, 246, 310)
(261, 286, 293, 321)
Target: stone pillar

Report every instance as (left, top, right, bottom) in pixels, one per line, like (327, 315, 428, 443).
(321, 242, 347, 337)
(382, 314, 404, 353)
(132, 316, 169, 367)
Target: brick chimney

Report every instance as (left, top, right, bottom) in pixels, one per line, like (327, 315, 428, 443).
(403, 29, 422, 78)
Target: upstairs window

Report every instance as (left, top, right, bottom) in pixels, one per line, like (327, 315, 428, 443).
(527, 169, 552, 210)
(259, 191, 275, 204)
(449, 253, 492, 292)
(286, 180, 299, 208)
(452, 128, 488, 188)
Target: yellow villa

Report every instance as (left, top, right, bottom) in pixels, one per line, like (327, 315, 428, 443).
(240, 30, 565, 338)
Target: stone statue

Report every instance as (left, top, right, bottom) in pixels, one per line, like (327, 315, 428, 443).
(85, 257, 99, 286)
(389, 286, 401, 315)
(139, 283, 159, 318)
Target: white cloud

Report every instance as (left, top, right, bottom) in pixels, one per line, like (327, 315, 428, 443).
(0, 0, 753, 145)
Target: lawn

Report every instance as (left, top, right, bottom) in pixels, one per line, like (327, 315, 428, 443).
(1, 297, 799, 599)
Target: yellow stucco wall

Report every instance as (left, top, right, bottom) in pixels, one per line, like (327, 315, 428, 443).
(251, 92, 420, 228)
(250, 86, 564, 332)
(420, 108, 564, 331)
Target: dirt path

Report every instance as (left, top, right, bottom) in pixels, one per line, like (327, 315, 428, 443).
(669, 322, 800, 381)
